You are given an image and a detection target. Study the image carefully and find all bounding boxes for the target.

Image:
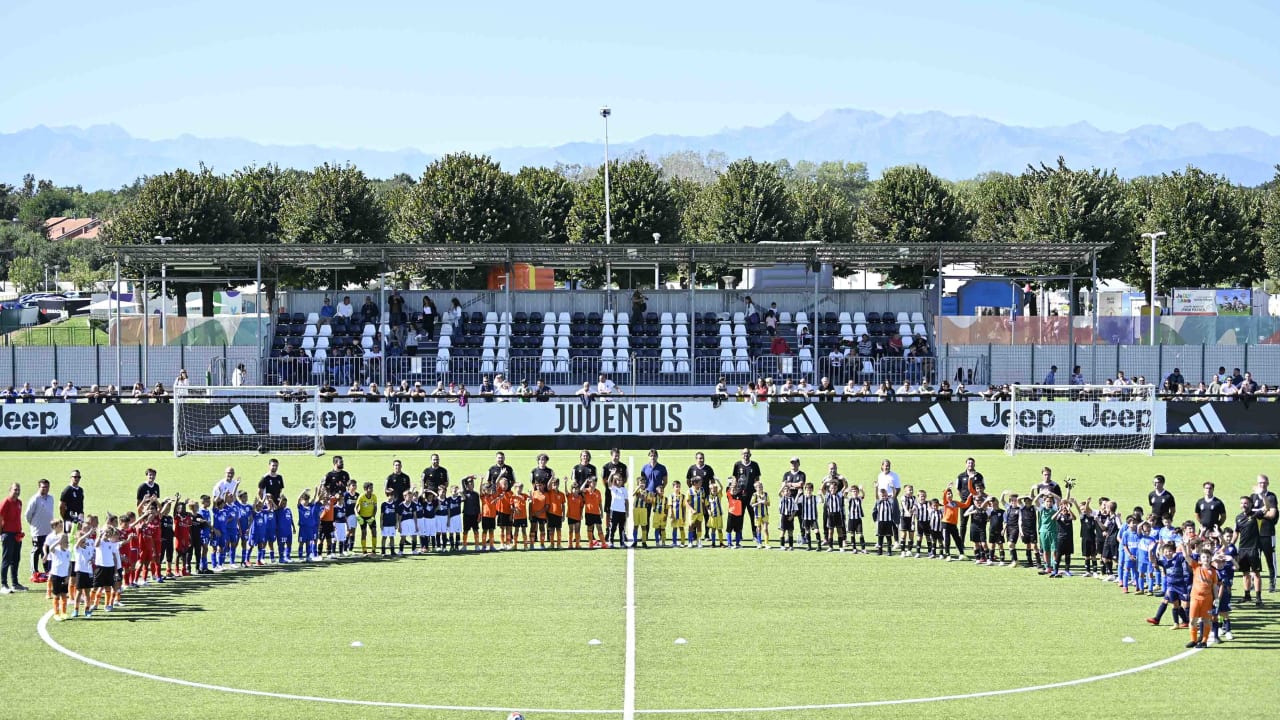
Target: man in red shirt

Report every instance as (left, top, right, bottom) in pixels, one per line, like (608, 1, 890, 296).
(1, 483, 26, 592)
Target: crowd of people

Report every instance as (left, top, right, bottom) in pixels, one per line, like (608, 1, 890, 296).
(1, 452, 1274, 648)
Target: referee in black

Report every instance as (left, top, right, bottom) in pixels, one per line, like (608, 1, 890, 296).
(1148, 475, 1176, 522)
(732, 448, 762, 537)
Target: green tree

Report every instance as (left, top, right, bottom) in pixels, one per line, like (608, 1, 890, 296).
(790, 180, 855, 245)
(567, 156, 679, 287)
(856, 165, 971, 287)
(228, 164, 301, 310)
(781, 160, 871, 209)
(103, 166, 242, 316)
(1133, 166, 1259, 297)
(657, 150, 727, 184)
(515, 166, 574, 244)
(18, 184, 77, 232)
(393, 153, 533, 287)
(279, 163, 386, 289)
(964, 172, 1027, 243)
(8, 255, 43, 293)
(692, 158, 794, 245)
(0, 223, 53, 286)
(1262, 168, 1280, 282)
(1013, 159, 1136, 304)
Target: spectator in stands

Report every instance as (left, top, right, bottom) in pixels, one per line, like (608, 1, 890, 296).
(320, 297, 336, 322)
(318, 382, 338, 402)
(876, 381, 893, 401)
(757, 379, 771, 403)
(796, 325, 812, 348)
(404, 328, 419, 357)
(346, 381, 364, 400)
(43, 379, 59, 402)
(770, 334, 791, 357)
(336, 296, 354, 320)
(131, 382, 147, 403)
(331, 349, 352, 387)
(896, 379, 914, 398)
(764, 303, 778, 336)
(1240, 372, 1259, 400)
(516, 379, 532, 401)
(232, 363, 247, 386)
(18, 383, 34, 402)
(631, 291, 647, 327)
(360, 296, 379, 324)
(534, 380, 555, 402)
(913, 336, 931, 355)
(597, 374, 618, 397)
(388, 289, 406, 329)
(428, 381, 446, 402)
(447, 298, 463, 333)
(455, 384, 470, 406)
(1208, 374, 1223, 396)
(937, 380, 953, 400)
(365, 382, 383, 402)
(497, 377, 515, 401)
(778, 378, 796, 400)
(59, 381, 78, 402)
(151, 382, 170, 403)
(856, 334, 873, 359)
(887, 333, 904, 357)
(480, 375, 494, 402)
(1043, 365, 1058, 385)
(103, 385, 119, 403)
(576, 382, 594, 401)
(745, 297, 760, 324)
(715, 377, 729, 400)
(826, 346, 846, 382)
(816, 377, 836, 400)
(174, 369, 190, 392)
(1070, 365, 1085, 385)
(421, 296, 438, 340)
(796, 378, 813, 401)
(1230, 367, 1245, 387)
(842, 379, 857, 398)
(385, 336, 403, 358)
(1165, 367, 1186, 392)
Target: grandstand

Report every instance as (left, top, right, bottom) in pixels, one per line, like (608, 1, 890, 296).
(107, 241, 1107, 394)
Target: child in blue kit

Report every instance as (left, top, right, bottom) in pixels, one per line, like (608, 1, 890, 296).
(1154, 517, 1179, 591)
(1212, 530, 1237, 644)
(235, 492, 254, 565)
(275, 495, 294, 562)
(213, 499, 233, 570)
(1119, 517, 1142, 593)
(296, 492, 319, 561)
(1136, 522, 1157, 594)
(252, 498, 275, 564)
(1147, 541, 1190, 628)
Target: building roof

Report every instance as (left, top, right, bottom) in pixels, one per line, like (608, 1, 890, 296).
(44, 217, 101, 241)
(108, 241, 1112, 276)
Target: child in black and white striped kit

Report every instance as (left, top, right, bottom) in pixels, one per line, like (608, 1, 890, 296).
(899, 486, 918, 557)
(913, 489, 932, 557)
(798, 483, 819, 550)
(846, 485, 867, 553)
(822, 479, 846, 552)
(871, 489, 894, 554)
(926, 498, 944, 558)
(778, 487, 798, 550)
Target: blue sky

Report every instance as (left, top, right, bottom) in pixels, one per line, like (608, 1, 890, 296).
(2, 0, 1277, 151)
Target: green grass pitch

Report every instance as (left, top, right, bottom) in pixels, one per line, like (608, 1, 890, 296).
(1, 448, 1277, 720)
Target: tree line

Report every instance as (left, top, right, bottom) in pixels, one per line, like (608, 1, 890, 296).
(3, 153, 1280, 314)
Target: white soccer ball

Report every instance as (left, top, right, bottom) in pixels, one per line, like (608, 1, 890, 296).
(507, 713, 525, 720)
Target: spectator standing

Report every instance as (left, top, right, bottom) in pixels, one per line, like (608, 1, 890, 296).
(1, 483, 24, 592)
(1043, 365, 1058, 385)
(449, 298, 463, 332)
(764, 303, 778, 336)
(231, 363, 246, 387)
(1070, 365, 1085, 385)
(24, 479, 54, 581)
(421, 296, 437, 340)
(631, 291, 647, 327)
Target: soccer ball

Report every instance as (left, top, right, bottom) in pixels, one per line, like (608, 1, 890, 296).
(257, 444, 269, 454)
(506, 713, 525, 720)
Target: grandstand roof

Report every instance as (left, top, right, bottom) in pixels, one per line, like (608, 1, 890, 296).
(109, 241, 1110, 273)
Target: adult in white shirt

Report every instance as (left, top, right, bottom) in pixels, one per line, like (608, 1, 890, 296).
(174, 369, 190, 391)
(596, 374, 617, 397)
(875, 459, 901, 499)
(335, 295, 354, 319)
(213, 467, 239, 502)
(90, 530, 121, 610)
(60, 382, 78, 402)
(231, 363, 246, 387)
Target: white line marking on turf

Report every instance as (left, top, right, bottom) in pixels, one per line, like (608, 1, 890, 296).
(624, 546, 637, 720)
(38, 609, 1200, 716)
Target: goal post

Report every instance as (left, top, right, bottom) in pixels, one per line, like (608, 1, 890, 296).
(174, 386, 323, 457)
(1004, 384, 1157, 456)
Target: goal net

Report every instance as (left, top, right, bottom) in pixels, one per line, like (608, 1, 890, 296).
(1004, 384, 1157, 456)
(174, 386, 323, 457)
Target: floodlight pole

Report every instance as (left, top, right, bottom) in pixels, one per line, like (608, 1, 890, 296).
(653, 232, 661, 288)
(114, 257, 122, 390)
(601, 106, 612, 304)
(1142, 231, 1167, 346)
(155, 236, 171, 345)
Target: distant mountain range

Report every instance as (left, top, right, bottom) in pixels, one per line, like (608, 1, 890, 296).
(3, 109, 1279, 190)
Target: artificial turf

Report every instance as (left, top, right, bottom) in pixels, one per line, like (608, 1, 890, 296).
(1, 449, 1277, 720)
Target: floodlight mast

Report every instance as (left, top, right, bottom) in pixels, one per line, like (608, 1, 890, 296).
(601, 106, 612, 302)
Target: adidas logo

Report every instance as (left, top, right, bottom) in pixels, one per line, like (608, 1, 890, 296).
(908, 404, 955, 434)
(1178, 405, 1225, 434)
(209, 406, 257, 435)
(81, 406, 131, 436)
(781, 405, 829, 434)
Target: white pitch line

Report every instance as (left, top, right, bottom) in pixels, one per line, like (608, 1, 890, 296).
(36, 611, 617, 716)
(624, 545, 637, 720)
(38, 610, 1202, 716)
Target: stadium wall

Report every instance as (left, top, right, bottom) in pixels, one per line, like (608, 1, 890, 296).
(0, 399, 1275, 451)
